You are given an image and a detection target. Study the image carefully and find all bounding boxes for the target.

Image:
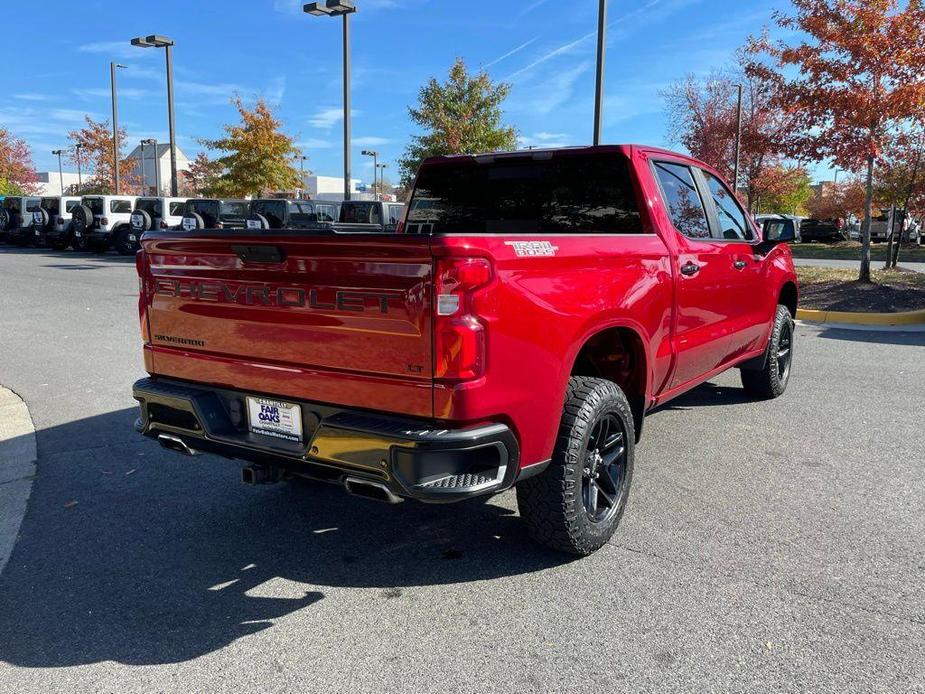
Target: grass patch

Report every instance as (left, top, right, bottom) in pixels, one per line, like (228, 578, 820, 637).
(796, 266, 925, 313)
(790, 242, 925, 262)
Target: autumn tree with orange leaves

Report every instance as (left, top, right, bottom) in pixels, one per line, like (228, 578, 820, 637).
(0, 128, 39, 195)
(66, 116, 138, 195)
(747, 0, 925, 281)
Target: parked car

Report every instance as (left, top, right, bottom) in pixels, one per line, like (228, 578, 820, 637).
(800, 217, 846, 243)
(245, 199, 340, 231)
(71, 195, 138, 253)
(0, 196, 42, 245)
(126, 197, 188, 254)
(335, 200, 405, 232)
(180, 199, 250, 231)
(868, 208, 906, 243)
(132, 144, 798, 556)
(33, 196, 82, 249)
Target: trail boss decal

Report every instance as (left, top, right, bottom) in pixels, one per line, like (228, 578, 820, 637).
(154, 279, 402, 314)
(505, 240, 559, 257)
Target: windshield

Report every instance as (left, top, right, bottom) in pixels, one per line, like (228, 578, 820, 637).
(407, 152, 642, 234)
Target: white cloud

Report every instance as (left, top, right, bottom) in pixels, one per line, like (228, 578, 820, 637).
(296, 138, 337, 150)
(485, 38, 538, 69)
(77, 40, 154, 60)
(71, 87, 148, 101)
(308, 107, 360, 129)
(353, 136, 391, 146)
(519, 131, 573, 149)
(12, 93, 53, 102)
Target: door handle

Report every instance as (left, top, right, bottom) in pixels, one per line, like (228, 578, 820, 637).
(680, 262, 700, 276)
(733, 260, 747, 270)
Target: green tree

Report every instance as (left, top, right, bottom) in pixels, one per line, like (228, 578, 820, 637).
(399, 58, 518, 187)
(203, 96, 301, 198)
(755, 165, 813, 215)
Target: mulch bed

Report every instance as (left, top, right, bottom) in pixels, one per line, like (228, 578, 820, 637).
(798, 270, 925, 313)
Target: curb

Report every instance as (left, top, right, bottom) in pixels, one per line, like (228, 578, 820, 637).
(0, 386, 37, 577)
(796, 307, 925, 326)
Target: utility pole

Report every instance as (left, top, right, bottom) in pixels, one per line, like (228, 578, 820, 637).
(52, 150, 65, 195)
(75, 144, 83, 193)
(110, 62, 127, 194)
(733, 84, 743, 193)
(593, 0, 607, 146)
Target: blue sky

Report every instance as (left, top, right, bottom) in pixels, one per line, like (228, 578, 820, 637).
(3, 0, 821, 186)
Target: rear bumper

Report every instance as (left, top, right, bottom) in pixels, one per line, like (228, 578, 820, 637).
(133, 377, 527, 502)
(7, 226, 39, 243)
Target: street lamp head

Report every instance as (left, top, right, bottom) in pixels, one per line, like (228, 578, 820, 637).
(130, 37, 154, 48)
(305, 0, 356, 16)
(146, 34, 175, 47)
(361, 149, 378, 157)
(141, 138, 157, 145)
(114, 63, 128, 69)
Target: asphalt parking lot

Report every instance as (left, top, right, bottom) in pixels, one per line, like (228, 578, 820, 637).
(1, 245, 923, 693)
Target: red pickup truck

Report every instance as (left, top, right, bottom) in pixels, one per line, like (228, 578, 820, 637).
(132, 145, 798, 555)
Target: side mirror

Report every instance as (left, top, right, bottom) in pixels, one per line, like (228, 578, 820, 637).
(762, 219, 796, 244)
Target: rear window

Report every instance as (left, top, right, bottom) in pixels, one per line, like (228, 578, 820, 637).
(188, 200, 218, 216)
(111, 199, 133, 214)
(340, 202, 381, 225)
(406, 153, 643, 234)
(251, 200, 286, 224)
(65, 200, 79, 213)
(220, 201, 249, 217)
(168, 202, 185, 216)
(84, 197, 105, 215)
(41, 198, 60, 214)
(136, 199, 159, 215)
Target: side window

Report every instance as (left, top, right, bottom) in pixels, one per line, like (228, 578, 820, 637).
(703, 172, 753, 240)
(653, 162, 711, 240)
(26, 199, 41, 212)
(65, 201, 79, 213)
(169, 202, 185, 216)
(111, 199, 133, 214)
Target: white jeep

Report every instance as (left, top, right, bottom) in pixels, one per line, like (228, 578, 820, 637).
(71, 195, 137, 253)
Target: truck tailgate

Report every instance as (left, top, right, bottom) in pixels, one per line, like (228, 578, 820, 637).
(140, 233, 434, 418)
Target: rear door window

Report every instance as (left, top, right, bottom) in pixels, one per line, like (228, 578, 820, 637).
(65, 200, 79, 213)
(703, 172, 754, 240)
(136, 199, 159, 215)
(110, 199, 133, 214)
(85, 198, 105, 215)
(220, 201, 249, 217)
(168, 202, 185, 216)
(652, 162, 711, 240)
(25, 198, 41, 212)
(407, 152, 643, 234)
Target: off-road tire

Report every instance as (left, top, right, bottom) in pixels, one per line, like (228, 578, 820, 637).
(740, 304, 794, 399)
(113, 226, 136, 256)
(517, 376, 635, 556)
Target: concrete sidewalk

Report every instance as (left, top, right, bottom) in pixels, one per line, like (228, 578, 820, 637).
(0, 387, 36, 576)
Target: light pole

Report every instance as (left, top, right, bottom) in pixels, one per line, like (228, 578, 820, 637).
(52, 149, 65, 195)
(74, 143, 83, 193)
(142, 138, 159, 194)
(733, 84, 743, 193)
(139, 140, 147, 193)
(305, 1, 357, 200)
(131, 34, 178, 196)
(362, 149, 378, 199)
(377, 162, 388, 197)
(110, 62, 127, 194)
(299, 154, 309, 198)
(593, 0, 607, 146)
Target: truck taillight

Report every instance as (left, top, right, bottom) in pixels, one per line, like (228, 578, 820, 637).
(56, 216, 64, 225)
(434, 257, 492, 381)
(160, 220, 168, 229)
(135, 249, 150, 342)
(101, 217, 109, 226)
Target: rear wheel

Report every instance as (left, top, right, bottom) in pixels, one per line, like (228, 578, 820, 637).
(517, 376, 634, 556)
(741, 305, 794, 399)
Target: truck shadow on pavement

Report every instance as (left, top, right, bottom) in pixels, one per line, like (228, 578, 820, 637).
(0, 407, 568, 668)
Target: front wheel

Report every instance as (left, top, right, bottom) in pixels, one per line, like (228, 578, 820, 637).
(740, 304, 794, 399)
(517, 376, 634, 556)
